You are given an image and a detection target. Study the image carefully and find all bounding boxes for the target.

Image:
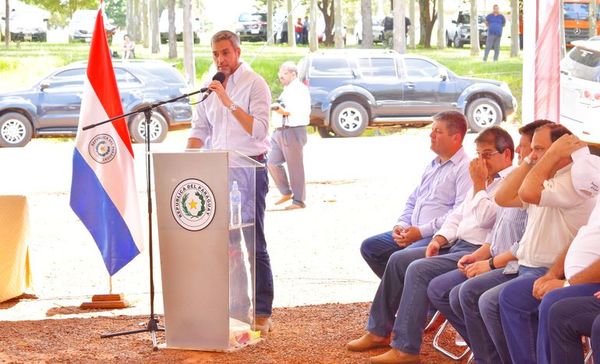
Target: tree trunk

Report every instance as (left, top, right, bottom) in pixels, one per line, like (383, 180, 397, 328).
(511, 0, 519, 57)
(470, 0, 479, 56)
(150, 0, 160, 53)
(183, 0, 195, 87)
(409, 0, 415, 49)
(334, 0, 343, 48)
(309, 0, 318, 51)
(267, 0, 274, 45)
(436, 0, 444, 48)
(127, 0, 134, 41)
(132, 0, 141, 42)
(393, 0, 406, 53)
(361, 0, 373, 48)
(4, 0, 10, 47)
(287, 0, 296, 47)
(142, 0, 149, 48)
(318, 0, 335, 45)
(418, 0, 437, 47)
(168, 0, 177, 58)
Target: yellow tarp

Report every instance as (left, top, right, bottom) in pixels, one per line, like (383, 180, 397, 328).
(0, 195, 31, 303)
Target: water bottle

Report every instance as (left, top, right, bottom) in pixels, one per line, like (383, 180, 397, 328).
(230, 180, 242, 227)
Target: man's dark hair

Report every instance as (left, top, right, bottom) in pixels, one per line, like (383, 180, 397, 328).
(518, 119, 554, 140)
(536, 123, 572, 142)
(474, 126, 515, 161)
(432, 111, 467, 140)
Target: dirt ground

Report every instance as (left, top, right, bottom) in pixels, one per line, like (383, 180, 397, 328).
(0, 299, 468, 363)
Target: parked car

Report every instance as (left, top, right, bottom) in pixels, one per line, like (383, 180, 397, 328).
(298, 50, 516, 138)
(159, 8, 202, 44)
(0, 60, 192, 147)
(446, 11, 487, 48)
(560, 39, 600, 146)
(69, 9, 116, 43)
(235, 12, 267, 41)
(1, 9, 48, 42)
(355, 17, 384, 44)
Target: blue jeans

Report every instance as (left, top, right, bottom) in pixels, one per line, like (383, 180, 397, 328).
(367, 239, 478, 354)
(538, 284, 600, 364)
(498, 266, 549, 364)
(428, 268, 516, 364)
(480, 266, 547, 364)
(252, 166, 273, 316)
(361, 230, 431, 278)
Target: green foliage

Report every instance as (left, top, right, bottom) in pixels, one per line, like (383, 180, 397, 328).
(22, 0, 99, 26)
(105, 0, 126, 28)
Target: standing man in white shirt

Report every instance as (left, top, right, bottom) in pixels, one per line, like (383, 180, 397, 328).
(186, 30, 275, 335)
(268, 61, 311, 210)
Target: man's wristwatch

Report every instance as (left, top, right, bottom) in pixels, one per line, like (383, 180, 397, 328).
(228, 103, 238, 112)
(488, 257, 496, 270)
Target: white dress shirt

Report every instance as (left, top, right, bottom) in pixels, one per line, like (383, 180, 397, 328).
(189, 62, 271, 156)
(271, 78, 311, 128)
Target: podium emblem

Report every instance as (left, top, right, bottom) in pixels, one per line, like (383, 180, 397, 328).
(171, 178, 216, 231)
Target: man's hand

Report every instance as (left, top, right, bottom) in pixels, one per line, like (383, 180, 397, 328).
(426, 236, 447, 257)
(465, 260, 491, 278)
(547, 134, 586, 159)
(533, 278, 565, 300)
(469, 157, 488, 191)
(392, 225, 409, 248)
(207, 80, 232, 106)
(394, 226, 422, 247)
(457, 254, 477, 273)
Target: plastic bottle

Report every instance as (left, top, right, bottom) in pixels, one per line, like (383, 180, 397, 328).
(230, 180, 242, 227)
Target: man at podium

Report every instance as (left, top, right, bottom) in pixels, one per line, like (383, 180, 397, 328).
(186, 30, 274, 335)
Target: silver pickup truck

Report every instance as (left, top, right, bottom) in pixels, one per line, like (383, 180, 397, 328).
(446, 11, 487, 48)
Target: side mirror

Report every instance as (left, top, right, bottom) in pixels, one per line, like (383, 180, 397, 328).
(40, 81, 50, 91)
(439, 69, 448, 81)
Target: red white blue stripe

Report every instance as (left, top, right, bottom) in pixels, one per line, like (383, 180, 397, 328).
(70, 8, 143, 275)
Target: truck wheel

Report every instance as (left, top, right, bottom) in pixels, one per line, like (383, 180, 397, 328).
(330, 101, 368, 137)
(466, 98, 502, 132)
(454, 34, 463, 48)
(0, 112, 33, 147)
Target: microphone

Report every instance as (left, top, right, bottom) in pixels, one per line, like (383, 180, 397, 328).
(200, 72, 226, 100)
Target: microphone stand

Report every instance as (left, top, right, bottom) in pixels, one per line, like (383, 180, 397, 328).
(83, 89, 204, 350)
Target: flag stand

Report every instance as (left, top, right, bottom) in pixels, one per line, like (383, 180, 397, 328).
(83, 92, 203, 350)
(80, 277, 129, 309)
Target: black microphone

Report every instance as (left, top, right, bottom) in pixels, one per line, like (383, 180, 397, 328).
(200, 72, 226, 100)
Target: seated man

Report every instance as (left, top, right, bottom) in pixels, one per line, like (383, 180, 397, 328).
(347, 126, 515, 364)
(535, 190, 600, 364)
(361, 111, 472, 278)
(426, 119, 550, 364)
(496, 128, 599, 364)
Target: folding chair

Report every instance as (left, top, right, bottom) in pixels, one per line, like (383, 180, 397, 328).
(432, 319, 471, 360)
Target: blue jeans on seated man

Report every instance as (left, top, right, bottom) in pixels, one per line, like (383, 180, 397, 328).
(537, 283, 600, 364)
(366, 239, 478, 355)
(428, 267, 516, 364)
(498, 266, 550, 364)
(361, 230, 431, 278)
(477, 266, 546, 364)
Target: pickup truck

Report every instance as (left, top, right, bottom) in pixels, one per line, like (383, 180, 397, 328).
(446, 11, 487, 48)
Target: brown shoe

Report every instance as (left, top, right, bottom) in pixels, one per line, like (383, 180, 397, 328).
(253, 316, 273, 337)
(370, 349, 420, 364)
(284, 202, 305, 210)
(274, 194, 292, 205)
(347, 332, 390, 352)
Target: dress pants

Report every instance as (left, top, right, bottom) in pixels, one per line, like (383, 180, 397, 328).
(267, 126, 307, 207)
(483, 33, 502, 61)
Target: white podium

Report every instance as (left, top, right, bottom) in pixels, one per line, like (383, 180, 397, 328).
(153, 150, 262, 351)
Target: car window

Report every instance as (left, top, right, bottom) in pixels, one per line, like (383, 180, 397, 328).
(309, 57, 353, 78)
(566, 47, 600, 82)
(404, 58, 439, 79)
(358, 57, 397, 77)
(564, 4, 600, 21)
(114, 68, 142, 86)
(47, 68, 86, 89)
